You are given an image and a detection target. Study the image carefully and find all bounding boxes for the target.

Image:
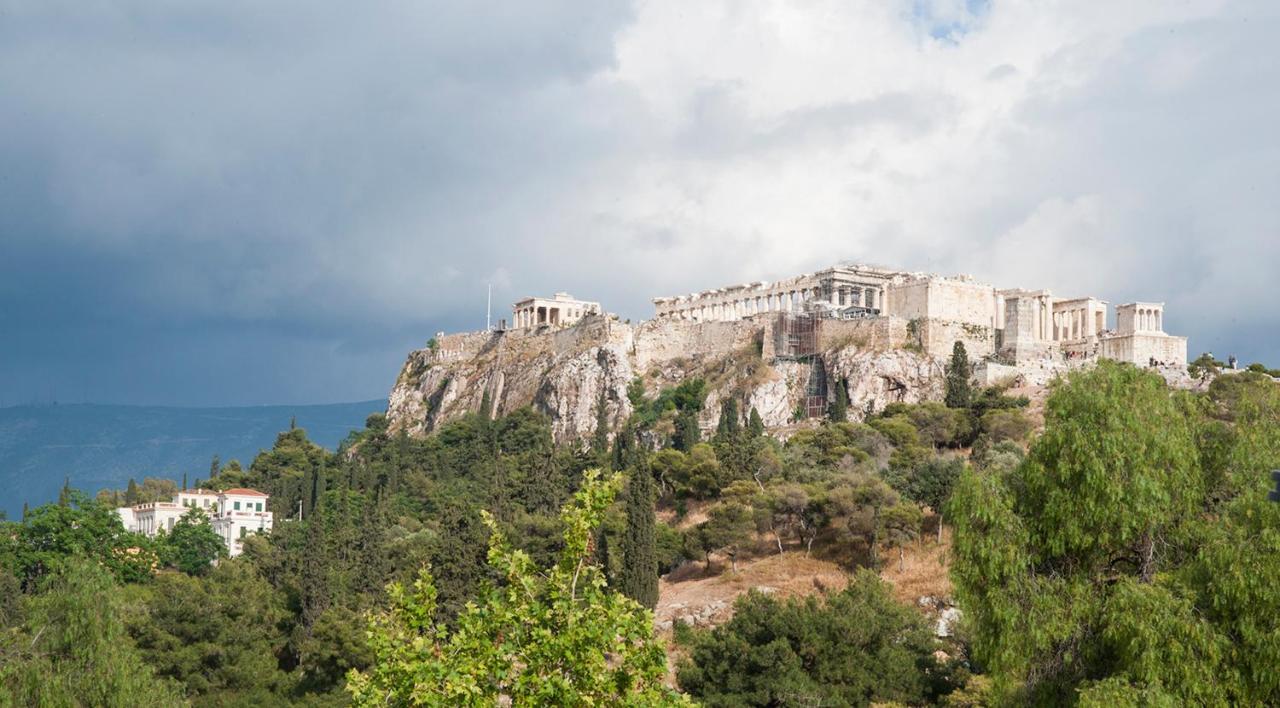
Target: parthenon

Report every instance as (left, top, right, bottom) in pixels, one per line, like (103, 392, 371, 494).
(652, 265, 898, 322)
(650, 262, 1188, 371)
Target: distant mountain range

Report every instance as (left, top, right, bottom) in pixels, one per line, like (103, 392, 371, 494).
(0, 400, 385, 518)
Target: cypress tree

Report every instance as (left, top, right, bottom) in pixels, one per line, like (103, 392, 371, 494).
(299, 503, 330, 629)
(125, 478, 139, 506)
(302, 469, 315, 520)
(182, 472, 188, 491)
(673, 410, 700, 452)
(611, 424, 635, 472)
(57, 477, 72, 507)
(619, 465, 659, 609)
(597, 530, 613, 585)
(590, 387, 610, 458)
(357, 491, 389, 596)
(945, 341, 973, 408)
(209, 454, 220, 479)
(828, 379, 850, 422)
(715, 398, 740, 441)
(747, 407, 765, 437)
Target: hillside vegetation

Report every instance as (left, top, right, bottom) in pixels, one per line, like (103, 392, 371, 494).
(0, 361, 1277, 705)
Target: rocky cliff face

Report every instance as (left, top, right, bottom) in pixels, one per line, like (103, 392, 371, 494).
(386, 316, 946, 444)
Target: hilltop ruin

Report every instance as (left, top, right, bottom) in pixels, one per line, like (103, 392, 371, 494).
(386, 264, 1188, 442)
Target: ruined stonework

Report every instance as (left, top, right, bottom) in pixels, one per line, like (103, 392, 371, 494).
(388, 261, 1190, 442)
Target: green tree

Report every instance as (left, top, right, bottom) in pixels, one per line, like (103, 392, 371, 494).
(125, 477, 140, 505)
(10, 492, 156, 589)
(673, 409, 701, 452)
(697, 501, 755, 572)
(159, 508, 227, 575)
(0, 559, 184, 706)
(747, 406, 765, 437)
(944, 340, 973, 408)
(677, 570, 952, 707)
(346, 470, 686, 706)
(128, 559, 289, 701)
(715, 397, 740, 440)
(947, 362, 1218, 703)
(618, 465, 659, 609)
(590, 386, 610, 458)
(828, 378, 850, 422)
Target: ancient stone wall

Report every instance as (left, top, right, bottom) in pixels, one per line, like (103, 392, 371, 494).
(919, 318, 996, 359)
(817, 316, 908, 352)
(884, 276, 997, 328)
(1100, 333, 1188, 368)
(633, 319, 762, 370)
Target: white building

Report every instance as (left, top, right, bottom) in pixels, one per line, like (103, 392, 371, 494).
(117, 487, 274, 558)
(512, 292, 602, 329)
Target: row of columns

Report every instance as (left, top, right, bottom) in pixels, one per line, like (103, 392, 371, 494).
(662, 285, 881, 322)
(509, 302, 550, 327)
(1137, 308, 1162, 332)
(1053, 307, 1100, 341)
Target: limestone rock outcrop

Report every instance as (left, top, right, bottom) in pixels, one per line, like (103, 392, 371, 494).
(385, 315, 948, 444)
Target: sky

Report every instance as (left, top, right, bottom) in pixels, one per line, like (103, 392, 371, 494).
(1, 0, 1276, 407)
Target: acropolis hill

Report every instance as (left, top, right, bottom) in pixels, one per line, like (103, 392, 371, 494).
(386, 264, 1189, 442)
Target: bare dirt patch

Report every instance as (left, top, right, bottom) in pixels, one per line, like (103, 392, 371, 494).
(878, 526, 954, 605)
(656, 552, 848, 629)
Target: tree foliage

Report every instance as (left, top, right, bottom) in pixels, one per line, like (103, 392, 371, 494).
(619, 464, 659, 609)
(0, 559, 184, 706)
(945, 341, 973, 409)
(346, 470, 686, 706)
(158, 507, 227, 575)
(948, 361, 1280, 704)
(678, 570, 955, 706)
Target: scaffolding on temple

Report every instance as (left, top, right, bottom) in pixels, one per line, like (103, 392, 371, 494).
(771, 314, 827, 418)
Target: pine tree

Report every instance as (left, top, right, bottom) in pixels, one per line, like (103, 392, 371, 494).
(747, 407, 765, 438)
(57, 477, 72, 507)
(618, 465, 659, 609)
(944, 341, 973, 409)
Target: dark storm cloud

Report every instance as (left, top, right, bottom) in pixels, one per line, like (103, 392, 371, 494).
(0, 0, 1276, 407)
(0, 1, 635, 404)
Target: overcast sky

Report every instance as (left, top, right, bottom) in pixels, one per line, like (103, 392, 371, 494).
(1, 0, 1276, 406)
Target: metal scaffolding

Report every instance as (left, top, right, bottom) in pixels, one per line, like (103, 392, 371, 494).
(772, 314, 827, 418)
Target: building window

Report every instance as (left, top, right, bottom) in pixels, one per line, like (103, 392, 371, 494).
(255, 502, 263, 512)
(234, 501, 241, 511)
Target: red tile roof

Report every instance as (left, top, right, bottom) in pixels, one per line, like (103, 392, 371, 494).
(219, 488, 269, 497)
